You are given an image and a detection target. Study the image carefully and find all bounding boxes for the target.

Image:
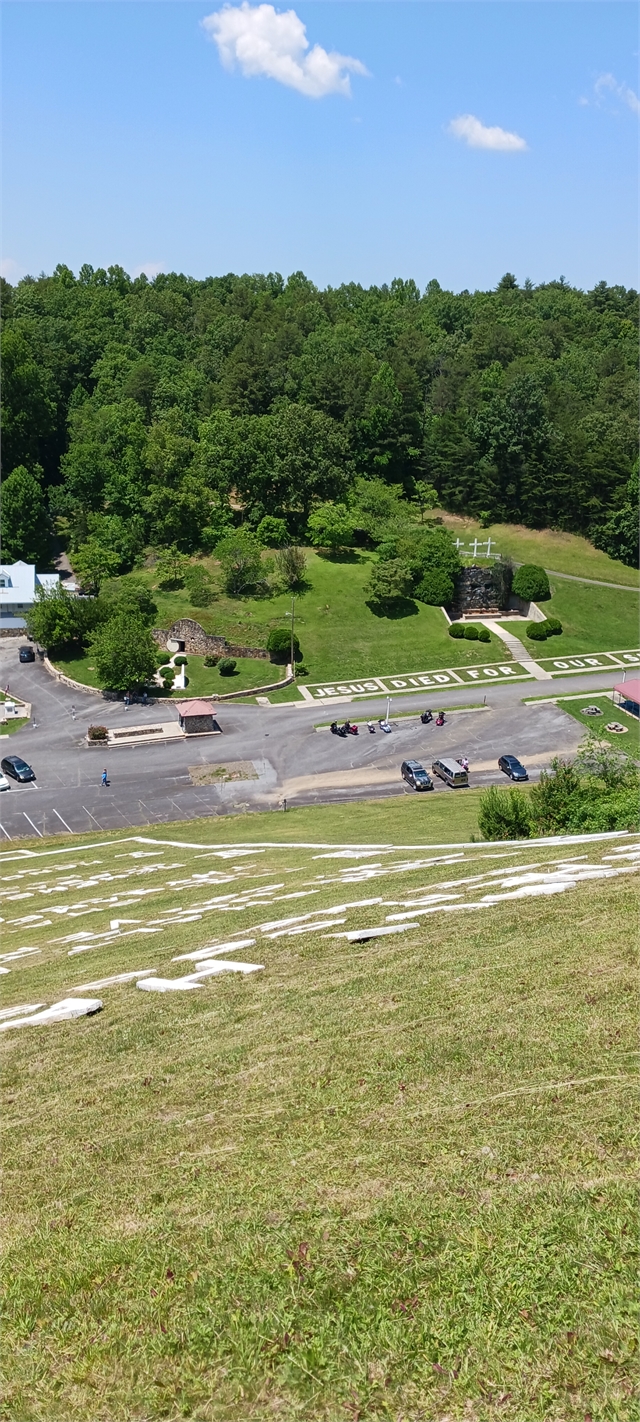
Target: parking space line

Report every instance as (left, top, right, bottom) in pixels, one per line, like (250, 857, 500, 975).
(53, 809, 73, 833)
(23, 812, 42, 837)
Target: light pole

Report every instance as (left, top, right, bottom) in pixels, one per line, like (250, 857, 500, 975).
(290, 595, 296, 681)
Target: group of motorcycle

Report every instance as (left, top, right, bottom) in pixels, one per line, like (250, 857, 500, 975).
(331, 708, 450, 738)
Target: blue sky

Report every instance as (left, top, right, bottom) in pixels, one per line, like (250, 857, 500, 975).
(2, 2, 638, 291)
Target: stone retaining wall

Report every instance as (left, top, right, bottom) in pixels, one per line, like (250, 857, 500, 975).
(450, 563, 512, 619)
(152, 619, 270, 660)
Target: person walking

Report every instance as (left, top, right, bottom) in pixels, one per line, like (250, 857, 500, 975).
(101, 768, 109, 787)
(71, 704, 76, 720)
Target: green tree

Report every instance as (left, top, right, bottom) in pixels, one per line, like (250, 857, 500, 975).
(415, 568, 454, 605)
(591, 467, 639, 568)
(89, 615, 158, 692)
(184, 564, 215, 607)
(0, 329, 55, 473)
(25, 583, 97, 651)
(73, 538, 121, 594)
(256, 515, 289, 547)
(0, 465, 49, 564)
(215, 530, 264, 595)
(365, 558, 413, 607)
(307, 503, 354, 551)
(155, 545, 190, 589)
(412, 480, 439, 523)
(97, 579, 158, 626)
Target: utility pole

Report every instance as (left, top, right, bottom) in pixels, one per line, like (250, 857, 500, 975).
(290, 595, 296, 681)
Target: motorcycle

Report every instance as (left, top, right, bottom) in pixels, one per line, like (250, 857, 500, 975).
(330, 721, 338, 735)
(367, 720, 376, 733)
(420, 709, 433, 725)
(345, 721, 359, 736)
(379, 719, 392, 734)
(435, 712, 446, 727)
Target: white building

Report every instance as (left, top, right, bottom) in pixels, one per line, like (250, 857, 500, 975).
(0, 561, 59, 631)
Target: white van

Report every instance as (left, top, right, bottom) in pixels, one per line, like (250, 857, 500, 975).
(431, 757, 469, 788)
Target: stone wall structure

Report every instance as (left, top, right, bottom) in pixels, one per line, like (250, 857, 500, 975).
(152, 619, 270, 661)
(450, 563, 513, 619)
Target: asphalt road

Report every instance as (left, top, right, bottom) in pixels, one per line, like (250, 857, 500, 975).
(0, 642, 625, 840)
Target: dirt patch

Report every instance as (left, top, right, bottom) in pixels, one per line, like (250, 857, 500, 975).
(188, 761, 258, 785)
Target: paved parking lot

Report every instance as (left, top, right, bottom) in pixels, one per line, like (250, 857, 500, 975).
(0, 641, 624, 839)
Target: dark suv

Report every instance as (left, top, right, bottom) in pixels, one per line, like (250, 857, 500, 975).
(401, 759, 433, 791)
(498, 754, 528, 782)
(1, 755, 36, 783)
(19, 645, 35, 663)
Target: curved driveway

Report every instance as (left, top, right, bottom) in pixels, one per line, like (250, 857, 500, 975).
(0, 642, 625, 840)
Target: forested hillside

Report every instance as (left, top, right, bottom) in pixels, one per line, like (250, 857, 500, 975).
(1, 264, 638, 569)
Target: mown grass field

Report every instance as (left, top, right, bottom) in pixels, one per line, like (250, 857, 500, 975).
(53, 649, 281, 699)
(498, 579, 639, 661)
(1, 808, 637, 1422)
(439, 514, 639, 588)
(118, 552, 509, 684)
(555, 698, 640, 754)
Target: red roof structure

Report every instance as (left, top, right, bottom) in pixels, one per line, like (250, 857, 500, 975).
(175, 698, 216, 717)
(614, 680, 640, 704)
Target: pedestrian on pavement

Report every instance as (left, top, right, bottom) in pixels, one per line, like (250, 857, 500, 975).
(71, 704, 76, 720)
(101, 768, 109, 787)
(124, 693, 130, 710)
(4, 683, 9, 695)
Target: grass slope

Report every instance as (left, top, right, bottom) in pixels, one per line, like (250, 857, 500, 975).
(439, 514, 639, 587)
(124, 553, 508, 684)
(1, 813, 637, 1422)
(497, 581, 639, 660)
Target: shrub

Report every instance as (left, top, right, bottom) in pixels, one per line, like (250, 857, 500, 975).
(541, 617, 562, 636)
(218, 657, 237, 676)
(366, 559, 413, 607)
(477, 626, 491, 642)
(415, 569, 454, 606)
(526, 623, 548, 640)
(256, 516, 289, 548)
(158, 665, 172, 676)
(87, 725, 108, 741)
(173, 655, 188, 666)
(512, 564, 551, 601)
(161, 672, 175, 691)
(478, 786, 532, 840)
(267, 628, 302, 663)
(463, 624, 479, 640)
(448, 623, 465, 639)
(296, 663, 308, 675)
(275, 545, 307, 589)
(307, 503, 354, 551)
(204, 654, 219, 667)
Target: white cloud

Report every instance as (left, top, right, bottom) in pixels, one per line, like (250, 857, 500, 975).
(594, 72, 640, 116)
(132, 262, 164, 280)
(202, 2, 368, 99)
(0, 257, 27, 283)
(447, 113, 528, 152)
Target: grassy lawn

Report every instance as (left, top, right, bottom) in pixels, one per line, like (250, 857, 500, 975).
(0, 717, 30, 737)
(496, 580, 640, 659)
(555, 697, 640, 755)
(439, 513, 639, 588)
(51, 649, 279, 699)
(1, 811, 637, 1422)
(127, 553, 509, 685)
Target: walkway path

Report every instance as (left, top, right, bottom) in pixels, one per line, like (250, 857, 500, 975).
(543, 569, 638, 592)
(480, 620, 552, 680)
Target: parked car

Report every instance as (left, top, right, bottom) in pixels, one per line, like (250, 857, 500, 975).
(19, 645, 35, 663)
(431, 756, 469, 788)
(498, 754, 529, 782)
(0, 772, 10, 791)
(401, 759, 433, 791)
(1, 755, 36, 783)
